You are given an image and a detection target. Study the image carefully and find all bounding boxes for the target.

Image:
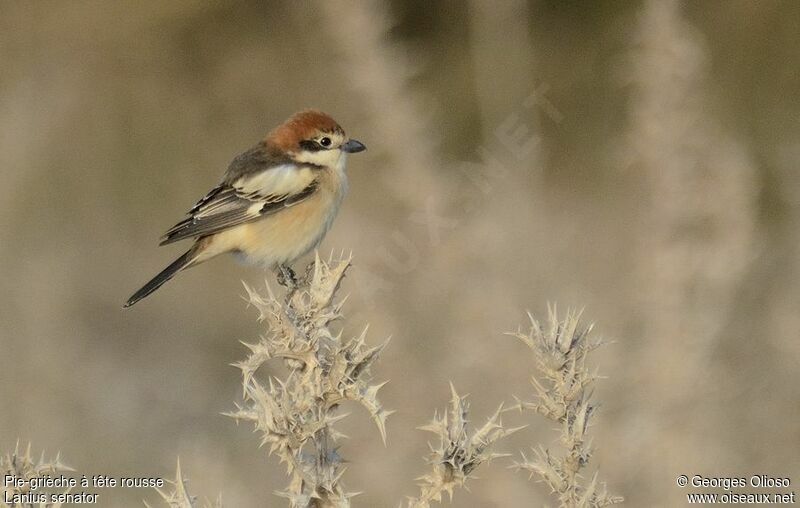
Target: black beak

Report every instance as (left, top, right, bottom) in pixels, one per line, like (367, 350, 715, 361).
(342, 139, 366, 153)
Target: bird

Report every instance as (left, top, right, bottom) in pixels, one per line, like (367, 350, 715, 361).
(124, 109, 366, 308)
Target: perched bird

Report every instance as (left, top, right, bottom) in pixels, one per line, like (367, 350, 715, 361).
(124, 109, 366, 308)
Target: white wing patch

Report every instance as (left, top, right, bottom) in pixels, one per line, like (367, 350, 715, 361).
(160, 163, 320, 245)
(233, 164, 315, 201)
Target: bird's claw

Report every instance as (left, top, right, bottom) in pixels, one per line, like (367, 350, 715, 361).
(276, 264, 298, 289)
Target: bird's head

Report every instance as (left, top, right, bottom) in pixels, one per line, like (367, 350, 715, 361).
(265, 110, 366, 168)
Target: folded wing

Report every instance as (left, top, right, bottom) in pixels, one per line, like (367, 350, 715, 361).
(160, 163, 317, 245)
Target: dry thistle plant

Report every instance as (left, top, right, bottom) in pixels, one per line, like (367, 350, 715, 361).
(509, 307, 623, 507)
(1, 441, 72, 508)
(144, 460, 221, 508)
(407, 384, 523, 508)
(226, 253, 391, 507)
(4, 269, 622, 508)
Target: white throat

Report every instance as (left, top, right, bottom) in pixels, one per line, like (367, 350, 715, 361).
(293, 148, 346, 170)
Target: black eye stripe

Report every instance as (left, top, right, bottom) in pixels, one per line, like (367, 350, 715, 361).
(299, 137, 337, 151)
(299, 140, 324, 152)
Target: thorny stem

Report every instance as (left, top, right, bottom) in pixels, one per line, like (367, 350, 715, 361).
(509, 307, 622, 507)
(227, 254, 391, 508)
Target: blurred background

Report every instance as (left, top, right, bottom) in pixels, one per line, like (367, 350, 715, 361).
(2, 0, 798, 505)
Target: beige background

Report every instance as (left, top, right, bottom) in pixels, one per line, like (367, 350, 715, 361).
(1, 1, 798, 506)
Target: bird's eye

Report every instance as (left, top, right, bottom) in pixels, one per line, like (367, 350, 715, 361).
(319, 137, 332, 148)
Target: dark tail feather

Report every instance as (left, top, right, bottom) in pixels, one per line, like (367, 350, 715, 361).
(124, 250, 195, 308)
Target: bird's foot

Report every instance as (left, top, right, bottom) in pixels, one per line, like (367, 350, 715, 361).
(276, 264, 298, 290)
